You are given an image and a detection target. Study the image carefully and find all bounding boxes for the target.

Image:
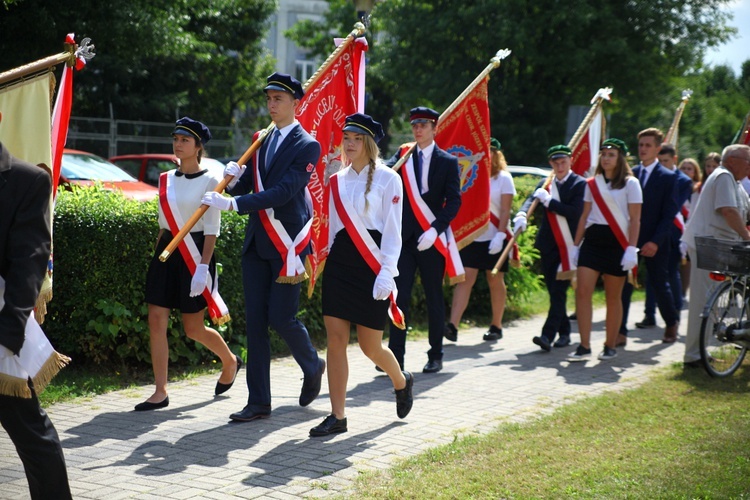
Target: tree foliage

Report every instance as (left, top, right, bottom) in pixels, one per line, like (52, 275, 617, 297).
(289, 0, 741, 163)
(0, 0, 276, 128)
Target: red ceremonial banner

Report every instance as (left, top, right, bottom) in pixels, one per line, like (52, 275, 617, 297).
(435, 77, 491, 249)
(296, 38, 367, 295)
(736, 112, 750, 145)
(570, 106, 604, 176)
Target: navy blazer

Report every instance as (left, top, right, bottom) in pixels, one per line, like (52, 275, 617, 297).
(0, 143, 52, 355)
(228, 124, 321, 260)
(632, 163, 678, 249)
(674, 169, 693, 209)
(520, 173, 586, 254)
(386, 145, 461, 241)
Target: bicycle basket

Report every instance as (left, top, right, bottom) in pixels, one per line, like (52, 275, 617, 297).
(695, 236, 750, 273)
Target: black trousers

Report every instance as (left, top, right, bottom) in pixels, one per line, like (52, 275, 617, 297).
(540, 250, 571, 341)
(0, 389, 71, 500)
(389, 237, 447, 365)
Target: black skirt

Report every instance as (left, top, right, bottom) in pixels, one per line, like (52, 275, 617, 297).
(459, 240, 509, 272)
(145, 231, 216, 313)
(322, 229, 390, 330)
(578, 224, 627, 277)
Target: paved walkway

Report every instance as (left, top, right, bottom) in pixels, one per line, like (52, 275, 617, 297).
(1, 302, 686, 499)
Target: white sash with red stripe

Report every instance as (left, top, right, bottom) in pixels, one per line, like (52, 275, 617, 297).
(673, 202, 689, 233)
(252, 148, 313, 284)
(329, 173, 406, 329)
(159, 172, 230, 324)
(489, 211, 520, 267)
(401, 151, 465, 283)
(546, 180, 576, 280)
(587, 175, 637, 280)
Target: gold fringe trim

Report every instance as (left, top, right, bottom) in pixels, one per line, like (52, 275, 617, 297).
(31, 351, 71, 394)
(211, 313, 232, 326)
(0, 373, 32, 399)
(556, 269, 576, 281)
(394, 320, 406, 330)
(34, 274, 53, 325)
(276, 272, 309, 285)
(510, 258, 521, 268)
(449, 273, 466, 285)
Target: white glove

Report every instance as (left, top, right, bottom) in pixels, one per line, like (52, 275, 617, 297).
(513, 213, 527, 234)
(0, 344, 15, 359)
(570, 245, 580, 267)
(417, 227, 438, 251)
(620, 246, 639, 272)
(224, 161, 247, 189)
(488, 232, 507, 255)
(533, 188, 552, 207)
(679, 241, 688, 259)
(190, 264, 209, 297)
(372, 272, 395, 300)
(201, 192, 234, 211)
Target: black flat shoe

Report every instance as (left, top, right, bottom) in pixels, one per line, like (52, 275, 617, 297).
(444, 322, 458, 342)
(422, 359, 442, 373)
(134, 396, 169, 412)
(215, 354, 243, 396)
(229, 405, 271, 422)
(395, 371, 414, 419)
(310, 414, 348, 437)
(299, 359, 326, 407)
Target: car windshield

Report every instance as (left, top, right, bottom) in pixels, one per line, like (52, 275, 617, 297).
(62, 152, 136, 182)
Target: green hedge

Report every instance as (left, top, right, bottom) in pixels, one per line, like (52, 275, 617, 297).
(45, 179, 542, 367)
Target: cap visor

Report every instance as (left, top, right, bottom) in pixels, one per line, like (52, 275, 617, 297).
(549, 153, 570, 160)
(264, 84, 292, 94)
(343, 124, 373, 137)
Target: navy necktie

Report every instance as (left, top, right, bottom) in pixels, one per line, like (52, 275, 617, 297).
(416, 150, 424, 193)
(639, 167, 648, 186)
(265, 129, 281, 174)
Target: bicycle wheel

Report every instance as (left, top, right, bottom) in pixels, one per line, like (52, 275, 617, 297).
(699, 279, 749, 377)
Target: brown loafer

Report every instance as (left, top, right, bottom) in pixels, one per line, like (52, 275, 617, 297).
(662, 323, 679, 343)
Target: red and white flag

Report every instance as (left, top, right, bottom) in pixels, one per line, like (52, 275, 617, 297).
(735, 111, 750, 145)
(570, 88, 611, 176)
(435, 77, 491, 249)
(295, 37, 368, 295)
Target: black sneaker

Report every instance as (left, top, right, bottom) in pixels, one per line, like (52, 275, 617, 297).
(395, 371, 414, 419)
(598, 346, 617, 360)
(309, 414, 348, 437)
(553, 335, 571, 348)
(444, 322, 458, 342)
(533, 335, 551, 352)
(635, 316, 656, 329)
(566, 345, 592, 362)
(483, 325, 503, 341)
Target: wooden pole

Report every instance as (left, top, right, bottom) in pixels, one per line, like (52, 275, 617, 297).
(664, 89, 693, 146)
(490, 88, 612, 274)
(159, 23, 367, 262)
(391, 49, 511, 172)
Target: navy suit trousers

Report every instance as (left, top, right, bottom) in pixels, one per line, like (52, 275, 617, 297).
(242, 244, 320, 407)
(644, 227, 683, 317)
(540, 250, 571, 341)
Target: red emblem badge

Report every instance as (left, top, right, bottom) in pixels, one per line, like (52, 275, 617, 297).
(392, 195, 400, 204)
(306, 163, 314, 172)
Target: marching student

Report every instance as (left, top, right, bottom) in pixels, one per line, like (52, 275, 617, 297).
(309, 113, 413, 437)
(446, 138, 515, 341)
(202, 73, 325, 422)
(138, 117, 239, 411)
(514, 145, 586, 352)
(678, 157, 702, 297)
(569, 139, 642, 361)
(386, 106, 462, 374)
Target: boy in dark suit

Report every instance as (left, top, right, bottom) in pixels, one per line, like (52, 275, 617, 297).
(621, 128, 679, 344)
(202, 73, 325, 422)
(0, 113, 72, 499)
(386, 107, 461, 373)
(514, 145, 586, 351)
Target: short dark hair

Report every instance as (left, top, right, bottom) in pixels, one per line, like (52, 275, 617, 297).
(659, 143, 676, 157)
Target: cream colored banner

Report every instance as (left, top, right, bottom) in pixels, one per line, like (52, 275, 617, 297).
(0, 72, 52, 167)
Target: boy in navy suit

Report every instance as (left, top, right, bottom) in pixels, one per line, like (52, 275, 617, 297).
(202, 73, 325, 422)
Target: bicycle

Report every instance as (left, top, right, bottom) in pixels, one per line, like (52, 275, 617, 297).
(695, 236, 750, 377)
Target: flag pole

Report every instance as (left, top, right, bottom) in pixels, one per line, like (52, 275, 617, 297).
(390, 49, 512, 173)
(159, 22, 367, 262)
(664, 89, 693, 146)
(0, 45, 81, 87)
(491, 87, 612, 275)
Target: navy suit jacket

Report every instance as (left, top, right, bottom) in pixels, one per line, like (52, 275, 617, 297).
(632, 163, 678, 249)
(0, 143, 52, 355)
(228, 124, 321, 260)
(520, 173, 586, 255)
(674, 169, 693, 209)
(386, 145, 461, 241)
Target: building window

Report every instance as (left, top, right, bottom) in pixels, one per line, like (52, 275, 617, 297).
(295, 60, 316, 83)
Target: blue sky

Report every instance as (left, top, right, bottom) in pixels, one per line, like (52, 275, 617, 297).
(703, 0, 750, 74)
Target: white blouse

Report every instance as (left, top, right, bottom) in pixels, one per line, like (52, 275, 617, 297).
(476, 170, 516, 242)
(583, 176, 642, 227)
(328, 161, 403, 279)
(158, 169, 222, 236)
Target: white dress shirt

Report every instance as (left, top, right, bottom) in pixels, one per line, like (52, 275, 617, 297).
(158, 169, 222, 235)
(476, 170, 516, 242)
(416, 141, 435, 195)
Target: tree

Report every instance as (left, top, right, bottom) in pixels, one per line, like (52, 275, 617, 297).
(0, 0, 275, 128)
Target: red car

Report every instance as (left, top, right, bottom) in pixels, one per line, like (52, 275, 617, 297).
(109, 153, 226, 187)
(61, 149, 158, 202)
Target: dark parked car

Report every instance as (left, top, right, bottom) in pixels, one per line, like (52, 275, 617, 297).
(109, 153, 226, 187)
(61, 149, 158, 201)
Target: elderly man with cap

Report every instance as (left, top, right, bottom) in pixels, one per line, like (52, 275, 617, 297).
(202, 73, 325, 422)
(384, 106, 461, 374)
(514, 145, 586, 351)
